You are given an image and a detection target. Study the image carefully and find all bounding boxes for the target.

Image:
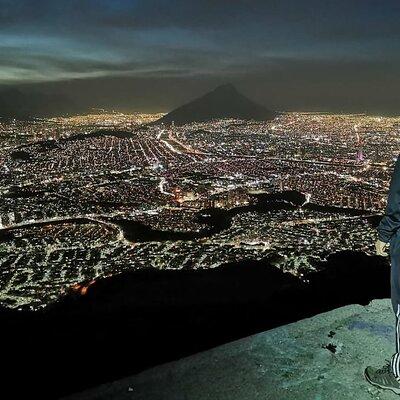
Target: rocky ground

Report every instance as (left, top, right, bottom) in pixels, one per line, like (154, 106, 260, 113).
(65, 299, 399, 400)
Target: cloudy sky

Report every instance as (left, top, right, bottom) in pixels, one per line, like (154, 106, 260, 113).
(1, 0, 400, 113)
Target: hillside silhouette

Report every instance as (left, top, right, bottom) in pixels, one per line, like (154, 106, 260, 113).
(155, 84, 276, 125)
(0, 251, 390, 399)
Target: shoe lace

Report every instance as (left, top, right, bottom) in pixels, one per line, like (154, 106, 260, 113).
(377, 360, 392, 375)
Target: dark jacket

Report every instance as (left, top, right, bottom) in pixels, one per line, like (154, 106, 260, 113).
(378, 156, 400, 243)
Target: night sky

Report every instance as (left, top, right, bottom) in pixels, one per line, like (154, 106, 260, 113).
(1, 0, 400, 114)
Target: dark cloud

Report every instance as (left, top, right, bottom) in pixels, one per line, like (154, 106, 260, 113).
(1, 0, 400, 114)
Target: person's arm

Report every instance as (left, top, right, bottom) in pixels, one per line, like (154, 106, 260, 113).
(377, 155, 400, 247)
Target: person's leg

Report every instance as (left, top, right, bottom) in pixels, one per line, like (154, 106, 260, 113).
(390, 240, 400, 378)
(364, 237, 400, 393)
(391, 304, 400, 378)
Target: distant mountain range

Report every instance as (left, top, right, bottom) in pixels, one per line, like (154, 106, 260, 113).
(0, 83, 276, 121)
(155, 84, 276, 125)
(0, 88, 79, 119)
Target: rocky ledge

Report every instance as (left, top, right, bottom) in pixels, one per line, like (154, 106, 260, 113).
(65, 299, 398, 400)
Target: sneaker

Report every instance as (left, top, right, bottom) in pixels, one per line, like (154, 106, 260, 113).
(365, 361, 400, 394)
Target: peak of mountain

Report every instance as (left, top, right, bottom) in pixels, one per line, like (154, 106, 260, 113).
(212, 83, 238, 94)
(155, 84, 276, 125)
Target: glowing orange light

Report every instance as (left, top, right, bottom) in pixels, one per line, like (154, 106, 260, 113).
(80, 279, 96, 295)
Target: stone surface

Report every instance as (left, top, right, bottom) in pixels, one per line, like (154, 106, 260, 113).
(65, 299, 399, 400)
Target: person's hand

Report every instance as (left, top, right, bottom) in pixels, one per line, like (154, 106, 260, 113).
(376, 239, 389, 256)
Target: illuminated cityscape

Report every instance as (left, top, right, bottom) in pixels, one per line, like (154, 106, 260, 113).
(0, 111, 397, 309)
(3, 2, 400, 399)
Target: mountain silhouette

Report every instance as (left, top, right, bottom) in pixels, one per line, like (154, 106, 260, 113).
(155, 84, 276, 125)
(0, 87, 80, 119)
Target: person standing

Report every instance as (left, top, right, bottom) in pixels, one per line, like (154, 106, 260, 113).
(365, 156, 400, 394)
